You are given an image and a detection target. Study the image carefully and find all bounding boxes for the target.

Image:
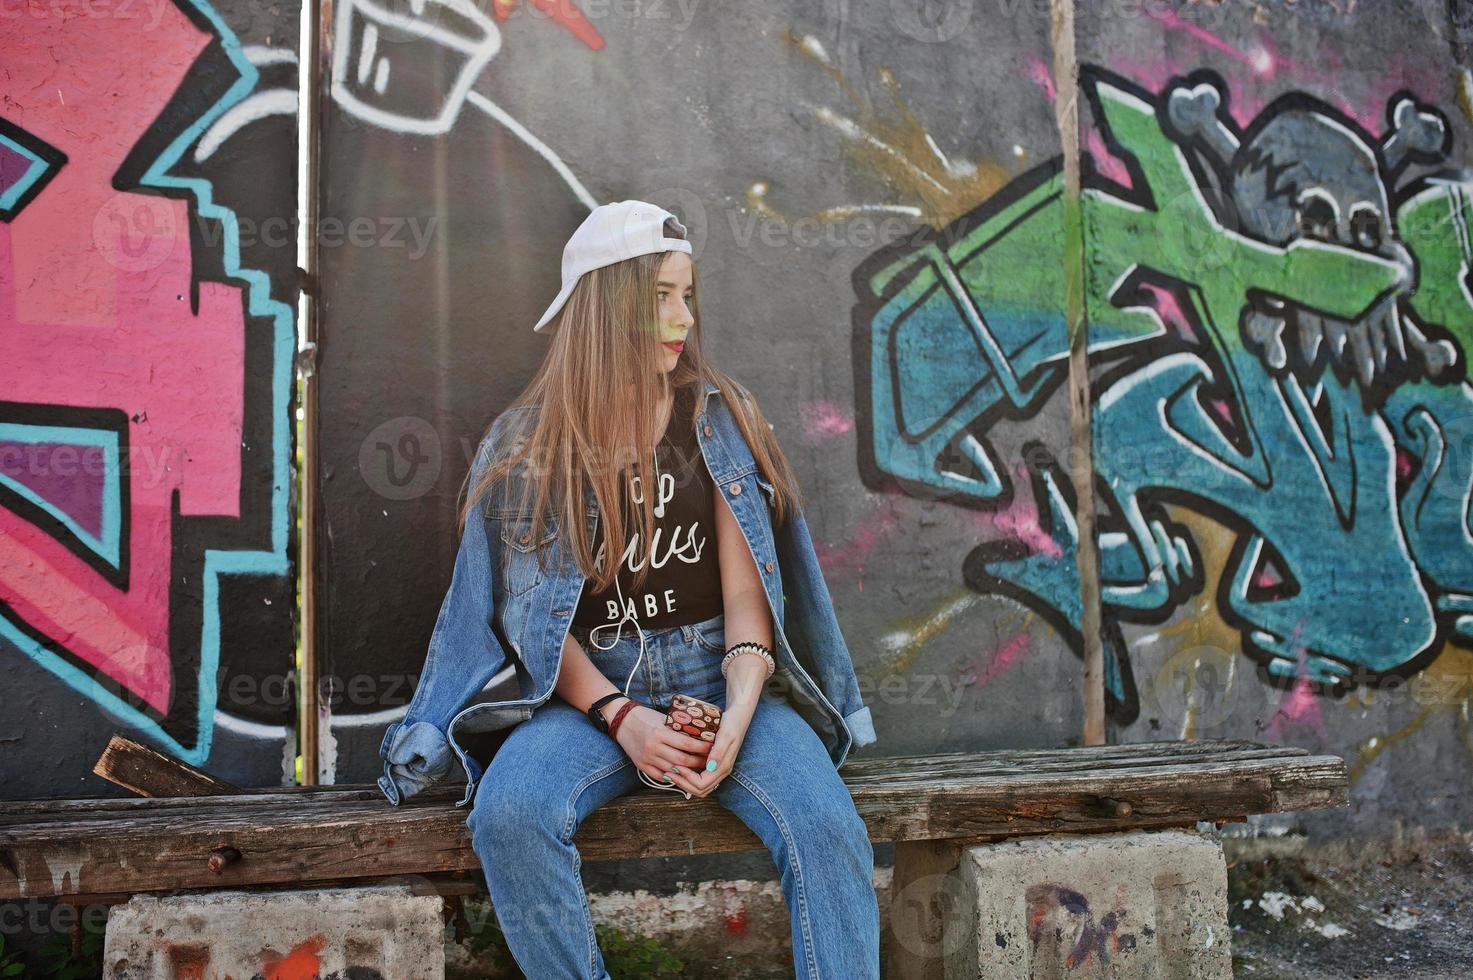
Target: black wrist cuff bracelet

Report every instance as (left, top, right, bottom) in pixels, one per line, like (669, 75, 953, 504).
(587, 691, 627, 733)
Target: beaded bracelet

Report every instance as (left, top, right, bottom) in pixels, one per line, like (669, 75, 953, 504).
(721, 641, 776, 680)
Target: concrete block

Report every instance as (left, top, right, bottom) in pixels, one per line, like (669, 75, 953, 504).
(948, 830, 1230, 979)
(103, 884, 444, 980)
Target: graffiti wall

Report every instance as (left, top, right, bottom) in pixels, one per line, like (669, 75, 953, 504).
(856, 0, 1473, 836)
(1075, 1, 1473, 832)
(0, 0, 300, 798)
(315, 0, 599, 781)
(316, 0, 1473, 854)
(316, 0, 1082, 906)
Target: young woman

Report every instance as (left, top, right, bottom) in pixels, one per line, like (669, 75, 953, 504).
(379, 200, 879, 978)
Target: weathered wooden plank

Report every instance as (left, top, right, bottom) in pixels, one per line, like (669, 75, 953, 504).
(842, 738, 1287, 770)
(92, 735, 241, 799)
(0, 784, 412, 818)
(0, 740, 1307, 819)
(0, 751, 1329, 835)
(0, 746, 1348, 899)
(835, 745, 1308, 784)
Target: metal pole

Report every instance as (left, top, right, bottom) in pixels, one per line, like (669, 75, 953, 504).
(294, 0, 327, 784)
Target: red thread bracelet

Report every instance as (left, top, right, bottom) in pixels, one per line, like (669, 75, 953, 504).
(606, 699, 638, 743)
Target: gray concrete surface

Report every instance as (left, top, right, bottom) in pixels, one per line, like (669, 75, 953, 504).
(947, 829, 1231, 979)
(103, 884, 444, 980)
(441, 830, 1473, 977)
(1229, 832, 1473, 979)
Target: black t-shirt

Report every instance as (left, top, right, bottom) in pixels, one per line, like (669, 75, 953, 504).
(572, 386, 724, 630)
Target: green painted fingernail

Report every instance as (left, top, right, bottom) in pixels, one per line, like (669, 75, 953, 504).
(706, 760, 717, 772)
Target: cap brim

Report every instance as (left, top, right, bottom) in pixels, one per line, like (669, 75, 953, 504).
(532, 278, 579, 333)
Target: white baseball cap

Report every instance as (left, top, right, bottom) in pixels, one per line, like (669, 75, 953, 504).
(532, 199, 692, 333)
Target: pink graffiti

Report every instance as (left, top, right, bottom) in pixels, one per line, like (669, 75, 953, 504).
(1263, 627, 1327, 740)
(991, 505, 1063, 560)
(722, 906, 748, 936)
(0, 4, 246, 713)
(1106, 23, 1454, 136)
(1264, 671, 1326, 741)
(965, 467, 1062, 559)
(1033, 21, 1447, 169)
(813, 497, 904, 591)
(1395, 446, 1417, 483)
(494, 0, 606, 50)
(1145, 8, 1286, 82)
(1084, 128, 1133, 188)
(962, 631, 1031, 694)
(1135, 283, 1191, 340)
(1026, 56, 1057, 103)
(799, 399, 853, 441)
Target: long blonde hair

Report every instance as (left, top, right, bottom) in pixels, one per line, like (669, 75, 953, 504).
(460, 218, 804, 595)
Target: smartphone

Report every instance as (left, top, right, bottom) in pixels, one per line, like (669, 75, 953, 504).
(664, 693, 722, 746)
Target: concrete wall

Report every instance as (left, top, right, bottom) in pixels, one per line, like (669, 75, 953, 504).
(316, 0, 1079, 787)
(3, 0, 1469, 867)
(0, 0, 301, 799)
(317, 0, 1473, 860)
(1070, 0, 1473, 840)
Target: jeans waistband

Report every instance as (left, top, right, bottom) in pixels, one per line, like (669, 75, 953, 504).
(571, 610, 725, 649)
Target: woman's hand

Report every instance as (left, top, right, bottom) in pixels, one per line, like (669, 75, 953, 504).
(613, 702, 713, 788)
(673, 651, 766, 796)
(674, 697, 755, 798)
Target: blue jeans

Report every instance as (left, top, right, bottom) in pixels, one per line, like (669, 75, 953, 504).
(466, 610, 880, 979)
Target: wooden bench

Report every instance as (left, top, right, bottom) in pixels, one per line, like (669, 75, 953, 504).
(0, 738, 1347, 977)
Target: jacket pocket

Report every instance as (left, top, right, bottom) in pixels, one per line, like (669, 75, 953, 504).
(498, 517, 557, 596)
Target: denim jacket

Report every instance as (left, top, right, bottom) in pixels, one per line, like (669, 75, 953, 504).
(378, 380, 877, 807)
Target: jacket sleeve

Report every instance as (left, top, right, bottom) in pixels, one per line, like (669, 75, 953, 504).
(771, 496, 877, 750)
(378, 420, 513, 805)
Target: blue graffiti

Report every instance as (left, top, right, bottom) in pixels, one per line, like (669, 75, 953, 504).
(855, 69, 1473, 716)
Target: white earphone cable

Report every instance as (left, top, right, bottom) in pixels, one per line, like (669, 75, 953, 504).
(586, 438, 687, 795)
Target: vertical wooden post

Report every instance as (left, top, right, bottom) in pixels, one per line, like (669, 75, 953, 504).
(886, 838, 966, 980)
(1050, 0, 1107, 747)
